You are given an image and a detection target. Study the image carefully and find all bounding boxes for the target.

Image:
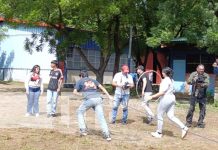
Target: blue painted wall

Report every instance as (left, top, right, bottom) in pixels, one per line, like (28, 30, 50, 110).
(172, 58, 215, 95)
(173, 59, 186, 92)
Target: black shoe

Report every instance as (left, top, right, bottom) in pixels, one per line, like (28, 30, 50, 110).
(51, 114, 56, 117)
(110, 120, 115, 124)
(186, 122, 192, 127)
(146, 117, 154, 124)
(197, 123, 205, 128)
(122, 121, 127, 125)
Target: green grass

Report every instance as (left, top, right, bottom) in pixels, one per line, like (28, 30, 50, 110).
(0, 80, 23, 85)
(176, 100, 218, 112)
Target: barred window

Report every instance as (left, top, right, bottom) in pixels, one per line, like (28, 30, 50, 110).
(66, 49, 135, 72)
(186, 54, 214, 74)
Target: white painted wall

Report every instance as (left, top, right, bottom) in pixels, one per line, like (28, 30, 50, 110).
(0, 25, 56, 83)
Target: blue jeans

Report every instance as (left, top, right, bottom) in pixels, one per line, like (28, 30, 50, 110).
(47, 90, 59, 115)
(111, 94, 130, 123)
(27, 87, 41, 114)
(77, 98, 109, 135)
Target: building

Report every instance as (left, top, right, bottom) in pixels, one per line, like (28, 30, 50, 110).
(144, 42, 216, 95)
(1, 19, 216, 95)
(0, 22, 136, 84)
(0, 22, 56, 83)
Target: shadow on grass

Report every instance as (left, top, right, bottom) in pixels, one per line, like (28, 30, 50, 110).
(162, 130, 175, 137)
(0, 81, 10, 85)
(140, 116, 156, 126)
(115, 119, 135, 124)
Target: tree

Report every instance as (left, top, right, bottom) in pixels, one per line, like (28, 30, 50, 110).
(145, 0, 218, 54)
(0, 26, 7, 41)
(1, 0, 217, 83)
(0, 0, 121, 83)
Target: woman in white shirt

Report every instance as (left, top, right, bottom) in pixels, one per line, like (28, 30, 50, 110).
(25, 65, 43, 117)
(147, 67, 188, 139)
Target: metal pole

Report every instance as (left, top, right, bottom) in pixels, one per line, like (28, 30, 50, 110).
(128, 26, 133, 71)
(3, 68, 5, 81)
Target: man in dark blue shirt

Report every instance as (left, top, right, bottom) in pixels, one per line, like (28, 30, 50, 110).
(73, 70, 113, 141)
(47, 60, 63, 118)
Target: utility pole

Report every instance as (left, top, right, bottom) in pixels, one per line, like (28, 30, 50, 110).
(128, 26, 133, 71)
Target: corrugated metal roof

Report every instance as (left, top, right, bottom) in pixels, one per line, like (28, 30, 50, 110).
(171, 37, 188, 42)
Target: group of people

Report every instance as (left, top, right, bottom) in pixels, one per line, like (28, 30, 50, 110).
(25, 60, 63, 118)
(25, 61, 210, 142)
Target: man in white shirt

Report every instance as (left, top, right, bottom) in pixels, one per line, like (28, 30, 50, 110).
(111, 64, 134, 125)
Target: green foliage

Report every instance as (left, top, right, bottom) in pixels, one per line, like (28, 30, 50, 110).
(1, 0, 218, 76)
(104, 84, 114, 95)
(201, 18, 218, 53)
(207, 91, 214, 104)
(214, 100, 218, 107)
(0, 26, 7, 41)
(146, 0, 218, 53)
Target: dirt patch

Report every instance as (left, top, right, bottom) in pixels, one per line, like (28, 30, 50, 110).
(0, 92, 218, 150)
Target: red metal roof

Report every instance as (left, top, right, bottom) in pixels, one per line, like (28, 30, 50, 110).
(0, 17, 64, 29)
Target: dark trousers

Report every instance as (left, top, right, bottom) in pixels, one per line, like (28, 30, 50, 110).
(186, 96, 206, 125)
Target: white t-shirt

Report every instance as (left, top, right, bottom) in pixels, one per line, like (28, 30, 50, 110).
(25, 72, 43, 90)
(159, 77, 174, 95)
(113, 72, 134, 95)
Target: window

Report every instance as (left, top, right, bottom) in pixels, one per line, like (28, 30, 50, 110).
(66, 49, 136, 72)
(186, 54, 215, 74)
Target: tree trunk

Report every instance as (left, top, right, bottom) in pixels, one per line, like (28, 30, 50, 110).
(143, 47, 149, 67)
(74, 46, 111, 84)
(66, 19, 113, 84)
(113, 15, 121, 77)
(113, 51, 121, 76)
(97, 50, 111, 84)
(95, 69, 105, 84)
(95, 72, 103, 84)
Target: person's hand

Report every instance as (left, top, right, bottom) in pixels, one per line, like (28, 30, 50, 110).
(141, 91, 145, 97)
(184, 82, 189, 93)
(146, 96, 153, 101)
(117, 83, 123, 88)
(26, 90, 29, 95)
(40, 91, 43, 95)
(193, 75, 198, 82)
(57, 88, 61, 92)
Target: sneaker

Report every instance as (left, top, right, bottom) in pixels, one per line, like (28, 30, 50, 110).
(197, 123, 205, 128)
(122, 121, 127, 125)
(25, 113, 31, 117)
(151, 131, 162, 138)
(185, 122, 192, 127)
(146, 117, 154, 124)
(35, 113, 39, 117)
(80, 129, 88, 136)
(110, 120, 115, 124)
(103, 133, 111, 141)
(181, 126, 189, 139)
(51, 114, 56, 117)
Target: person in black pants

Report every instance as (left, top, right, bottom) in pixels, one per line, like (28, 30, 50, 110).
(186, 64, 209, 128)
(136, 65, 154, 124)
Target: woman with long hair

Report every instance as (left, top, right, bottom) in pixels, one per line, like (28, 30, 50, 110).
(147, 67, 188, 139)
(25, 65, 43, 117)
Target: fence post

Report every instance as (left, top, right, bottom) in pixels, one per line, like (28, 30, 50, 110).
(3, 68, 5, 81)
(214, 76, 218, 103)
